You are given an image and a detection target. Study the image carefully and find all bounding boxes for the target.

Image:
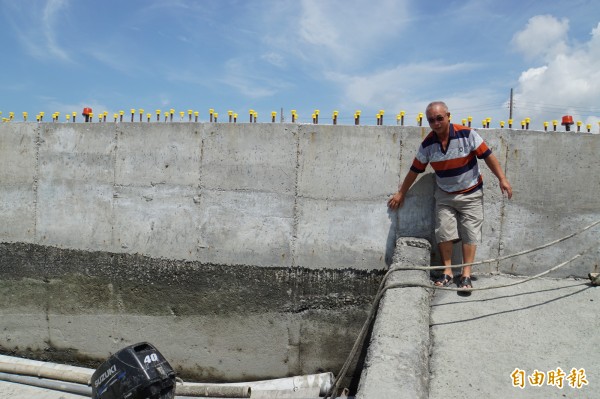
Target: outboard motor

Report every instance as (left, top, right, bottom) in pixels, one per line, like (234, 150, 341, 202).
(91, 342, 176, 399)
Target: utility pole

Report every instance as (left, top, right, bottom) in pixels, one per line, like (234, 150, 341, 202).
(509, 88, 513, 120)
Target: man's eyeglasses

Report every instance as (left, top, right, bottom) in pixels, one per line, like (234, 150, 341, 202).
(427, 115, 445, 124)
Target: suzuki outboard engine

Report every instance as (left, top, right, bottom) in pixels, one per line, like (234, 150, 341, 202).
(91, 342, 176, 399)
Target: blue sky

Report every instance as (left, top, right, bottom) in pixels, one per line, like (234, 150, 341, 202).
(1, 0, 600, 130)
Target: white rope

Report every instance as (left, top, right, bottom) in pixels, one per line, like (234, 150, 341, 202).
(324, 220, 600, 398)
(391, 218, 600, 272)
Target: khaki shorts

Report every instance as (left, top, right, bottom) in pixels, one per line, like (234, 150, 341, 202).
(434, 187, 484, 244)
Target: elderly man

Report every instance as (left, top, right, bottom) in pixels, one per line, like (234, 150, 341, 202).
(388, 101, 512, 291)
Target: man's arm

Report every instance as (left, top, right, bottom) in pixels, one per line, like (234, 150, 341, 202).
(483, 154, 513, 199)
(387, 170, 419, 209)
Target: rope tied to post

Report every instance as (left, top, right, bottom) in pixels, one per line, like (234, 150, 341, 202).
(324, 218, 600, 399)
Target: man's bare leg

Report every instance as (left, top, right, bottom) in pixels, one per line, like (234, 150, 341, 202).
(434, 240, 454, 286)
(460, 243, 477, 288)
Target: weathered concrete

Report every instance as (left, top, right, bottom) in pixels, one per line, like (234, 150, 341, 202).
(429, 275, 599, 398)
(1, 123, 599, 273)
(1, 122, 600, 386)
(0, 242, 379, 382)
(355, 237, 432, 399)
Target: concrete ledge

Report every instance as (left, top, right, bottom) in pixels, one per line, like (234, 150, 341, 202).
(356, 237, 432, 399)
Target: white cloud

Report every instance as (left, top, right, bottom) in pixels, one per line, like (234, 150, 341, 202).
(42, 0, 71, 61)
(328, 61, 480, 110)
(511, 15, 569, 62)
(296, 0, 410, 66)
(7, 0, 72, 62)
(513, 18, 600, 128)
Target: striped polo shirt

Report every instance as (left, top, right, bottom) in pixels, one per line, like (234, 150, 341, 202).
(410, 124, 492, 194)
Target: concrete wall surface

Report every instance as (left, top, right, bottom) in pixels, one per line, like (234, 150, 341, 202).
(1, 122, 599, 383)
(1, 122, 598, 275)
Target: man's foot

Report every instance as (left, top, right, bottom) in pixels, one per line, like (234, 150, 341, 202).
(433, 274, 453, 287)
(457, 276, 473, 296)
(458, 276, 472, 289)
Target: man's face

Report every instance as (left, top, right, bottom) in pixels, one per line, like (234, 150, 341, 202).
(426, 105, 450, 136)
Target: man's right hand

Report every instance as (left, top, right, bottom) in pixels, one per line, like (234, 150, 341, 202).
(387, 191, 405, 209)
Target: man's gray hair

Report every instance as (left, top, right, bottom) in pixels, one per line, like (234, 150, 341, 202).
(426, 101, 448, 113)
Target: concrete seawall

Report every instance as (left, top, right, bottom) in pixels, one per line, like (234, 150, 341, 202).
(1, 122, 598, 274)
(1, 122, 599, 383)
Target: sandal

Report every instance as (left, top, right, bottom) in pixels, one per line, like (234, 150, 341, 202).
(433, 274, 453, 287)
(458, 276, 473, 290)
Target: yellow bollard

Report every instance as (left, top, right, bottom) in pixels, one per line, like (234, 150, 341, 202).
(66, 114, 70, 122)
(130, 109, 135, 122)
(355, 110, 361, 125)
(500, 121, 505, 128)
(544, 121, 548, 131)
(577, 121, 582, 132)
(188, 109, 193, 122)
(139, 109, 144, 122)
(147, 113, 151, 123)
(179, 111, 184, 121)
(525, 117, 530, 130)
(271, 111, 277, 123)
(553, 120, 558, 131)
(233, 113, 238, 123)
(214, 112, 218, 123)
(486, 117, 491, 128)
(508, 118, 513, 129)
(156, 109, 161, 122)
(333, 110, 338, 125)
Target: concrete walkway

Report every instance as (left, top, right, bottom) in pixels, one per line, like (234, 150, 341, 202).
(429, 274, 598, 398)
